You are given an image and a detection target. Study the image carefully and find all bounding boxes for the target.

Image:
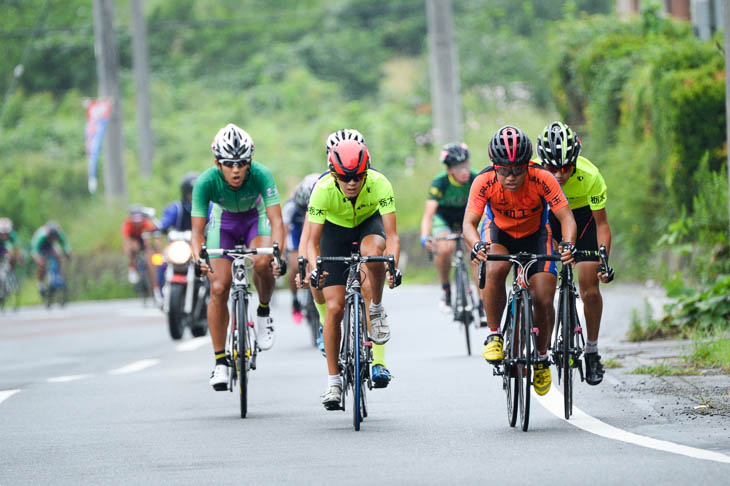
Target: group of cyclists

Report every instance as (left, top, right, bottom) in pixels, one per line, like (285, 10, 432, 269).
(1, 117, 615, 413)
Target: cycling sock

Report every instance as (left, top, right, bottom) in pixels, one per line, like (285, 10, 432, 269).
(328, 374, 342, 388)
(315, 301, 327, 326)
(538, 352, 549, 361)
(372, 343, 386, 367)
(487, 328, 501, 336)
(214, 350, 227, 366)
(585, 340, 598, 354)
(369, 302, 384, 314)
(442, 282, 450, 292)
(257, 303, 270, 317)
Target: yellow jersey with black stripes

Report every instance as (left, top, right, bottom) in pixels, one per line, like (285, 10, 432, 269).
(561, 156, 607, 210)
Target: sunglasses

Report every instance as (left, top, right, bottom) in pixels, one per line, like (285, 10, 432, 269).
(545, 165, 574, 174)
(218, 158, 251, 169)
(494, 164, 527, 177)
(336, 173, 365, 183)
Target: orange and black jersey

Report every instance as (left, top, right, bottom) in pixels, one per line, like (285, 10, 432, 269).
(466, 164, 569, 239)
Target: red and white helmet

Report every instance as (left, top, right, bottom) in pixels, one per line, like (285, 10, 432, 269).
(211, 123, 255, 160)
(0, 217, 12, 234)
(325, 129, 366, 155)
(328, 140, 370, 177)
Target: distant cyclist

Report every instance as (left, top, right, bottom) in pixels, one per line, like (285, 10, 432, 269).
(419, 143, 484, 323)
(536, 121, 614, 385)
(283, 172, 322, 324)
(192, 123, 285, 391)
(464, 125, 577, 396)
(307, 135, 402, 409)
(122, 204, 162, 303)
(0, 217, 21, 269)
(31, 221, 71, 296)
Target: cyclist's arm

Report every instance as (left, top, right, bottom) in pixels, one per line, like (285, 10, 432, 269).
(307, 220, 324, 269)
(298, 215, 311, 260)
(553, 205, 577, 245)
(420, 200, 438, 240)
(593, 208, 611, 256)
(265, 203, 285, 253)
(191, 216, 207, 264)
(382, 212, 400, 267)
(57, 232, 71, 256)
(462, 210, 482, 251)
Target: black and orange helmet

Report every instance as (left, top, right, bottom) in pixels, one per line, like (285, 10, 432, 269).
(488, 125, 532, 166)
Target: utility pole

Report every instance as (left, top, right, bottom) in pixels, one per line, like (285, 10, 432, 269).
(426, 0, 463, 146)
(93, 0, 127, 202)
(724, 0, 730, 234)
(131, 0, 153, 178)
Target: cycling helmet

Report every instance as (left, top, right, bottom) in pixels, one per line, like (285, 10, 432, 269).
(180, 172, 199, 198)
(440, 143, 470, 167)
(325, 129, 366, 155)
(211, 123, 255, 160)
(536, 121, 582, 168)
(128, 204, 145, 223)
(328, 140, 370, 177)
(294, 173, 321, 210)
(0, 217, 12, 234)
(46, 221, 61, 236)
(488, 125, 533, 166)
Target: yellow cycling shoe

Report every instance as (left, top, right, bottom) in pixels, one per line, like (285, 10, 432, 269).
(483, 334, 504, 363)
(533, 360, 552, 396)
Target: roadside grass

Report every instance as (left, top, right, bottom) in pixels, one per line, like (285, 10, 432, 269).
(631, 362, 701, 376)
(603, 357, 623, 369)
(684, 336, 730, 373)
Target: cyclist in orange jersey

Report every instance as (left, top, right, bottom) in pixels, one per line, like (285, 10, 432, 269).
(464, 125, 577, 396)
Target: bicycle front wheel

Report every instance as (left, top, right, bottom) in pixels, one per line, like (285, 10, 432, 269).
(503, 296, 519, 427)
(235, 293, 249, 419)
(519, 292, 532, 432)
(454, 263, 471, 356)
(351, 296, 365, 431)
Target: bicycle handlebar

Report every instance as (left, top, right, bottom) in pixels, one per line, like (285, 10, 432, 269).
(199, 242, 284, 276)
(312, 254, 397, 290)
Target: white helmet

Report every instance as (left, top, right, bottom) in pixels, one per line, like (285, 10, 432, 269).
(325, 129, 366, 154)
(0, 217, 12, 234)
(211, 123, 255, 160)
(294, 173, 322, 210)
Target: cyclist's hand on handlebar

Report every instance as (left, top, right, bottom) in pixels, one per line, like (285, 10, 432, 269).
(195, 259, 210, 277)
(559, 241, 576, 265)
(597, 264, 615, 283)
(421, 235, 434, 252)
(271, 258, 286, 277)
(386, 268, 402, 288)
(471, 241, 489, 262)
(309, 268, 327, 289)
(295, 271, 308, 289)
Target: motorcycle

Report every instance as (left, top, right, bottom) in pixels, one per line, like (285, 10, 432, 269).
(162, 230, 209, 340)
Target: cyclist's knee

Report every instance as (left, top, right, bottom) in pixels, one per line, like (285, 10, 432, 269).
(580, 287, 601, 304)
(209, 280, 230, 300)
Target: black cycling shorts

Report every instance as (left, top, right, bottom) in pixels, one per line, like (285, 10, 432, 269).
(320, 212, 386, 287)
(549, 206, 599, 260)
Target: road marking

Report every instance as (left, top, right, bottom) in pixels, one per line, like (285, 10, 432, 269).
(109, 359, 160, 375)
(0, 389, 20, 404)
(175, 336, 211, 352)
(536, 390, 730, 464)
(47, 374, 92, 383)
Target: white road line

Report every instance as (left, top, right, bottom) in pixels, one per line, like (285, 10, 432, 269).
(0, 389, 20, 404)
(109, 359, 160, 375)
(175, 336, 211, 352)
(47, 374, 92, 383)
(536, 390, 730, 464)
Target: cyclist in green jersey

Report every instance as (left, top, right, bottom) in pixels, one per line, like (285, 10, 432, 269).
(31, 221, 71, 296)
(536, 121, 615, 385)
(0, 218, 21, 269)
(420, 143, 483, 318)
(192, 123, 285, 391)
(307, 137, 402, 409)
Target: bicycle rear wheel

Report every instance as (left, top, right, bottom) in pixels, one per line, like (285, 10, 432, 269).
(503, 297, 519, 427)
(304, 291, 320, 347)
(352, 296, 364, 431)
(235, 293, 249, 419)
(455, 263, 471, 356)
(519, 292, 532, 432)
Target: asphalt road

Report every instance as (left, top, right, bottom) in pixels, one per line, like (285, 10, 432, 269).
(1, 284, 728, 485)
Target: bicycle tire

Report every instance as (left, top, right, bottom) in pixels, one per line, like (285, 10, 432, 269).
(236, 293, 249, 419)
(520, 291, 532, 432)
(353, 294, 363, 431)
(503, 295, 519, 427)
(561, 284, 573, 419)
(305, 291, 320, 347)
(455, 262, 472, 356)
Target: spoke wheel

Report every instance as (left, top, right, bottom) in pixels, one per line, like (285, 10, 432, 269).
(520, 293, 532, 432)
(352, 299, 363, 431)
(236, 295, 249, 419)
(504, 298, 519, 427)
(454, 264, 472, 355)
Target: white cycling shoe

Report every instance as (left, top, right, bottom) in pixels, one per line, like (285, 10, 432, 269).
(321, 384, 343, 410)
(369, 308, 390, 344)
(209, 364, 229, 391)
(257, 315, 276, 350)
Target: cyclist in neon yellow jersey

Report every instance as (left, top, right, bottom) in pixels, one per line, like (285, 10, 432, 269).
(192, 123, 285, 391)
(536, 121, 615, 386)
(307, 136, 402, 410)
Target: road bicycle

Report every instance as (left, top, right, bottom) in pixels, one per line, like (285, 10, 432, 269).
(0, 256, 20, 311)
(552, 245, 609, 419)
(479, 251, 561, 432)
(297, 256, 321, 347)
(311, 243, 399, 431)
(43, 252, 68, 309)
(434, 233, 481, 355)
(200, 242, 283, 419)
